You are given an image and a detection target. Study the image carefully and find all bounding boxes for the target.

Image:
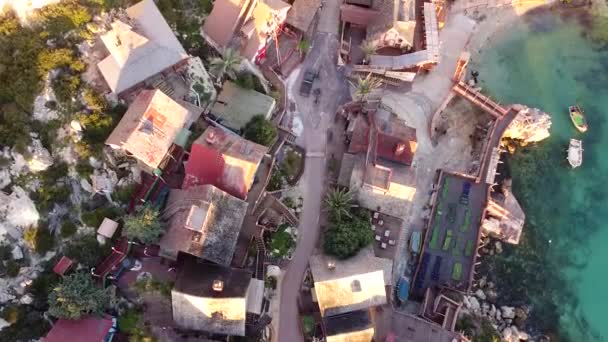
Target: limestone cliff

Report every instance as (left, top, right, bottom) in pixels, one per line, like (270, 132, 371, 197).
(502, 105, 552, 143)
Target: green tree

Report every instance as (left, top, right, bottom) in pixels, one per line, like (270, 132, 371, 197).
(350, 73, 382, 102)
(324, 188, 354, 222)
(208, 48, 241, 84)
(124, 206, 164, 244)
(48, 272, 111, 319)
(243, 115, 277, 146)
(323, 214, 373, 259)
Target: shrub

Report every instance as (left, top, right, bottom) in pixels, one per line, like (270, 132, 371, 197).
(0, 304, 51, 341)
(52, 73, 81, 105)
(81, 86, 107, 111)
(65, 234, 111, 268)
(5, 260, 21, 278)
(234, 72, 255, 89)
(48, 272, 112, 319)
(34, 1, 92, 39)
(0, 244, 12, 261)
(123, 206, 164, 244)
(243, 115, 277, 146)
(118, 308, 142, 334)
(37, 48, 84, 77)
(268, 223, 295, 258)
(75, 159, 94, 179)
(23, 226, 54, 255)
(266, 168, 284, 191)
(134, 277, 173, 298)
(60, 220, 78, 238)
(0, 104, 32, 152)
(114, 184, 136, 205)
(81, 205, 123, 228)
(323, 211, 373, 259)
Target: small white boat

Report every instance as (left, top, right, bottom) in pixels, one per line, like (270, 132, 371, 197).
(567, 139, 583, 168)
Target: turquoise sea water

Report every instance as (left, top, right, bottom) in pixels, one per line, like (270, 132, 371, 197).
(472, 10, 608, 341)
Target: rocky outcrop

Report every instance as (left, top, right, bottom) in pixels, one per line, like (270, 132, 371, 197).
(461, 275, 532, 340)
(0, 187, 40, 240)
(502, 105, 551, 144)
(26, 139, 54, 172)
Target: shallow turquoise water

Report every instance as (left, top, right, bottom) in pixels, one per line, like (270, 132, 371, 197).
(473, 10, 608, 341)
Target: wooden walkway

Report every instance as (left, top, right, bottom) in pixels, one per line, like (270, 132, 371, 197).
(452, 81, 510, 118)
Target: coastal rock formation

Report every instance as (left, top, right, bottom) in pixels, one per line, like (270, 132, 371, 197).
(503, 105, 552, 143)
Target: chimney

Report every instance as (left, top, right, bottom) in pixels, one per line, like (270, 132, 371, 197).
(395, 142, 406, 155)
(327, 261, 335, 270)
(212, 279, 224, 292)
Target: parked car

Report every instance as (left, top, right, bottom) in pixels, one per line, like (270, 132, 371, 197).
(460, 181, 471, 205)
(299, 69, 316, 97)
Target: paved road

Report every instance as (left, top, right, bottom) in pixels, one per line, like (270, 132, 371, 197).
(276, 0, 348, 340)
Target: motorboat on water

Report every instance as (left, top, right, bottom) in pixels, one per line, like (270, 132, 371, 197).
(567, 138, 583, 168)
(569, 105, 588, 133)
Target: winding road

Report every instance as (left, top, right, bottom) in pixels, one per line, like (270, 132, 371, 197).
(275, 0, 348, 340)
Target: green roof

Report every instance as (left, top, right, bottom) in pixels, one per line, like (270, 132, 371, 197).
(211, 81, 276, 130)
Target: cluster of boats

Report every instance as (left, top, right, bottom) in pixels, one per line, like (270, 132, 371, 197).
(567, 105, 587, 168)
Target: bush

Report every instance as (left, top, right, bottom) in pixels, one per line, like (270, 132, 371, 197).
(0, 305, 51, 341)
(0, 104, 32, 153)
(34, 1, 92, 39)
(243, 115, 277, 146)
(118, 308, 142, 334)
(282, 149, 302, 180)
(268, 223, 295, 258)
(81, 86, 107, 111)
(5, 260, 21, 277)
(0, 244, 12, 261)
(114, 184, 136, 205)
(52, 73, 81, 105)
(31, 162, 71, 212)
(234, 72, 255, 89)
(123, 207, 164, 244)
(323, 211, 373, 259)
(48, 272, 112, 319)
(75, 159, 94, 179)
(65, 234, 111, 268)
(81, 205, 123, 228)
(134, 277, 173, 298)
(37, 48, 84, 77)
(23, 226, 54, 255)
(60, 220, 78, 238)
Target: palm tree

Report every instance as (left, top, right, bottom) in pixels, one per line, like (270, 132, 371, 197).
(360, 39, 376, 62)
(208, 48, 241, 84)
(297, 39, 311, 59)
(324, 188, 355, 222)
(350, 73, 383, 102)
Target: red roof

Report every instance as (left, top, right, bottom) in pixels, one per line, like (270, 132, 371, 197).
(52, 256, 73, 276)
(183, 127, 268, 200)
(44, 316, 114, 342)
(348, 114, 417, 165)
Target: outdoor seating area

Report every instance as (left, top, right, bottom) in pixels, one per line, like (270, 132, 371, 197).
(370, 211, 403, 260)
(412, 173, 486, 297)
